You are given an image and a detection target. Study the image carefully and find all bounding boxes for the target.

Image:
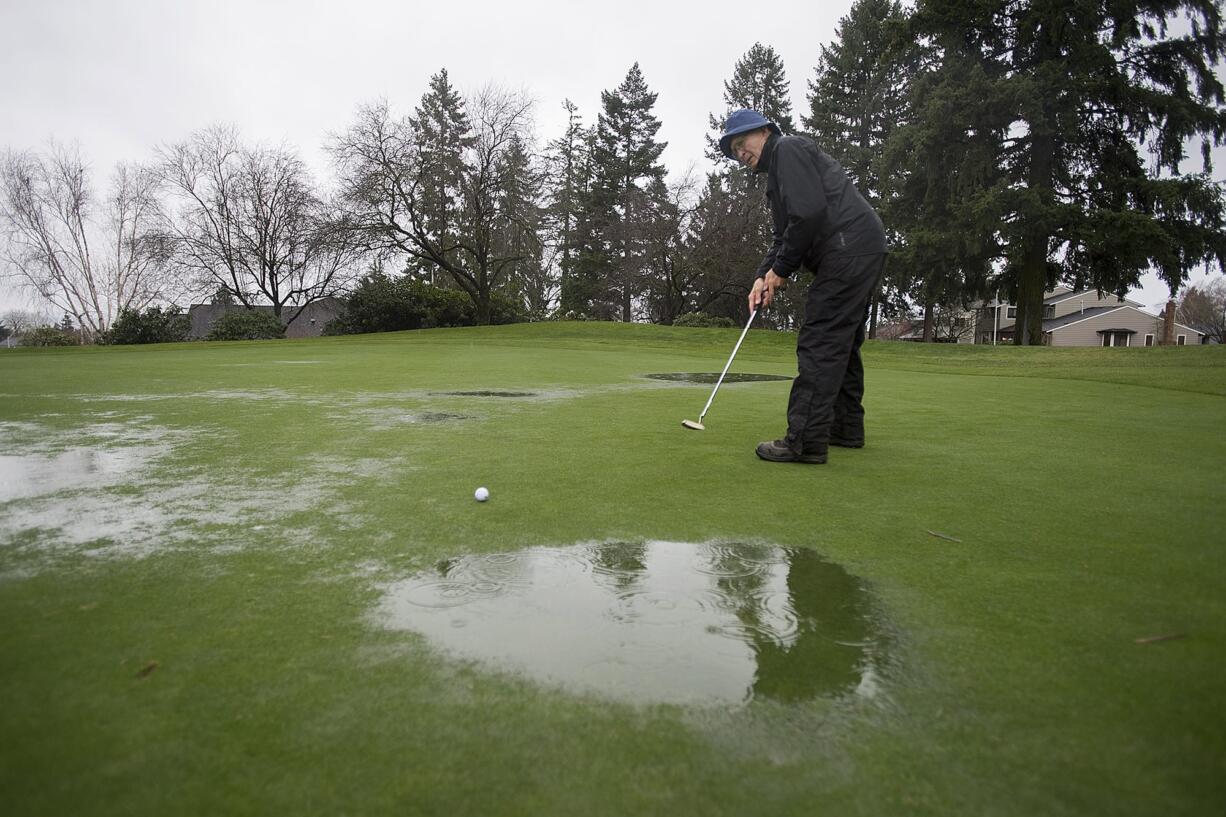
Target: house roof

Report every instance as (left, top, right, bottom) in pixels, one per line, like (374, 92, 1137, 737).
(999, 304, 1205, 336)
(976, 287, 1140, 310)
(1045, 290, 1142, 308)
(1043, 306, 1125, 330)
(998, 305, 1120, 333)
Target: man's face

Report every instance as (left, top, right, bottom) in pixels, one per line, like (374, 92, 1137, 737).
(731, 128, 770, 168)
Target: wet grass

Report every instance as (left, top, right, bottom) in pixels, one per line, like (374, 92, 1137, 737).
(1, 323, 1224, 816)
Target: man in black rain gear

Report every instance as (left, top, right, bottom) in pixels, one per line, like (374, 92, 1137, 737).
(719, 108, 887, 463)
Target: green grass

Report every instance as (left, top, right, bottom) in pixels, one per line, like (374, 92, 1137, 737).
(1, 323, 1223, 816)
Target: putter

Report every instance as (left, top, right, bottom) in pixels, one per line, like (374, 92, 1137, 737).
(682, 308, 758, 430)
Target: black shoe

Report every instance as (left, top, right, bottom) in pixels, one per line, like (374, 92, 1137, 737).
(829, 436, 864, 449)
(755, 439, 827, 464)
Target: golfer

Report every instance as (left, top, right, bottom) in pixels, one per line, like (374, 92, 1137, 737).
(719, 109, 887, 464)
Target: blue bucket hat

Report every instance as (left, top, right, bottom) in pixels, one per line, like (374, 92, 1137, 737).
(718, 109, 781, 159)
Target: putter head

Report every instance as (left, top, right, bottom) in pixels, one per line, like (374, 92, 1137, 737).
(681, 419, 705, 431)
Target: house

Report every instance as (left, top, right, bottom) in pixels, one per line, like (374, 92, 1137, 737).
(973, 287, 1204, 347)
(187, 297, 344, 340)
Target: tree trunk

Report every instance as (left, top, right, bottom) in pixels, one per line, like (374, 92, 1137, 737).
(476, 285, 491, 325)
(621, 248, 632, 322)
(1016, 104, 1057, 345)
(1161, 299, 1176, 345)
(1015, 234, 1047, 345)
(922, 299, 934, 342)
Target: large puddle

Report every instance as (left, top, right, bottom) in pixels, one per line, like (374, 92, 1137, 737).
(376, 541, 887, 707)
(0, 447, 156, 502)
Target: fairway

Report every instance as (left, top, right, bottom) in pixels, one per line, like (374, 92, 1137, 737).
(1, 323, 1224, 816)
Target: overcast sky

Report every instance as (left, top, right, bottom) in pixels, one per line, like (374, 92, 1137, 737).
(0, 0, 1218, 317)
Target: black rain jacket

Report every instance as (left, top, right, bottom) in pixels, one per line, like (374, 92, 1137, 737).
(754, 132, 886, 279)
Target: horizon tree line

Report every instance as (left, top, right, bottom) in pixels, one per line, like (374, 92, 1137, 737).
(3, 0, 1225, 345)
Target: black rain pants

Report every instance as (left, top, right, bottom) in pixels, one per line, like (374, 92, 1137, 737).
(784, 252, 886, 454)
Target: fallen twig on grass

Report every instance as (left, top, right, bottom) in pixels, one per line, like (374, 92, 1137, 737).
(136, 661, 159, 679)
(926, 530, 963, 543)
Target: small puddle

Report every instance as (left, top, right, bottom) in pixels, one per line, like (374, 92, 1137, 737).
(431, 391, 537, 398)
(645, 373, 792, 384)
(352, 409, 469, 428)
(376, 541, 887, 707)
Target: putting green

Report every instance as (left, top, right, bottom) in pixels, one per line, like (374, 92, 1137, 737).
(1, 323, 1223, 816)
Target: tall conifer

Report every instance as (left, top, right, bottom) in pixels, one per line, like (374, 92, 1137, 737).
(698, 44, 797, 327)
(910, 0, 1226, 344)
(806, 0, 915, 335)
(590, 63, 668, 321)
(409, 69, 476, 285)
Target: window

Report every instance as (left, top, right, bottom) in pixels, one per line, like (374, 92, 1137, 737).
(1101, 331, 1131, 347)
(1177, 335, 1186, 346)
(1144, 334, 1154, 347)
(1043, 305, 1055, 319)
(1007, 306, 1017, 319)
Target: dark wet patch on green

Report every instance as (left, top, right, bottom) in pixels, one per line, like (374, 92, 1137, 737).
(430, 391, 538, 398)
(415, 412, 469, 422)
(375, 541, 888, 707)
(645, 373, 792, 384)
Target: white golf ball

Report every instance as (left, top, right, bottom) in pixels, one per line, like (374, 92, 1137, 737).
(474, 486, 490, 502)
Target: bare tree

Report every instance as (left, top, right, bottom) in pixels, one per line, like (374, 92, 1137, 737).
(639, 170, 705, 325)
(1177, 277, 1226, 344)
(684, 172, 773, 323)
(157, 126, 358, 324)
(2, 309, 37, 346)
(0, 143, 171, 341)
(331, 85, 538, 324)
(932, 303, 976, 343)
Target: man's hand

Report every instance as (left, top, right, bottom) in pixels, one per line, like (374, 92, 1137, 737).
(748, 270, 787, 311)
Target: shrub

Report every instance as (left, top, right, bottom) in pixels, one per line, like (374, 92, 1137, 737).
(206, 309, 285, 341)
(24, 326, 78, 346)
(104, 306, 190, 345)
(417, 282, 476, 328)
(326, 271, 527, 335)
(673, 312, 736, 328)
(486, 292, 528, 326)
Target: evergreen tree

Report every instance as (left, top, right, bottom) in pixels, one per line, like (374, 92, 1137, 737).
(590, 63, 669, 322)
(705, 43, 796, 162)
(332, 86, 538, 325)
(880, 2, 1008, 341)
(545, 100, 594, 316)
(697, 44, 797, 328)
(567, 125, 618, 319)
(409, 69, 476, 285)
(806, 0, 915, 336)
(492, 132, 550, 318)
(911, 0, 1226, 344)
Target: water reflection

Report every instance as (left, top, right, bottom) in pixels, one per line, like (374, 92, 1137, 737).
(376, 541, 885, 707)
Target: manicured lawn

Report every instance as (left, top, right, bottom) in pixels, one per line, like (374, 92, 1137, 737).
(1, 323, 1223, 816)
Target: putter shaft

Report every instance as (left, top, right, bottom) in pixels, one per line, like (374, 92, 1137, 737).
(696, 308, 757, 424)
